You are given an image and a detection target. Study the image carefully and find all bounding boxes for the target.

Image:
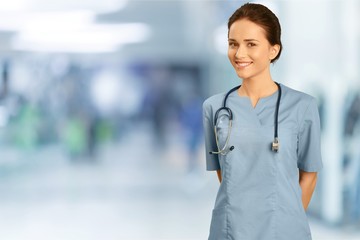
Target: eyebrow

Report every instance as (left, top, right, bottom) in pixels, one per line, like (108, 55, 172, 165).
(228, 38, 260, 42)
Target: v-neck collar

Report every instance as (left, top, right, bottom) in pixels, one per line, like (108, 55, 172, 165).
(229, 86, 279, 127)
(234, 84, 279, 110)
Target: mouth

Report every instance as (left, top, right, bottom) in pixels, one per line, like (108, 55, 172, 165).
(235, 61, 252, 68)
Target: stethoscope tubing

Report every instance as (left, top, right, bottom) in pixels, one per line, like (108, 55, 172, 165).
(209, 82, 282, 155)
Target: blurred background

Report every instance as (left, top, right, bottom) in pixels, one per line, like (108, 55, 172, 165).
(0, 0, 359, 239)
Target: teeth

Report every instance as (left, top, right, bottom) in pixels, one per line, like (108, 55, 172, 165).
(237, 62, 251, 67)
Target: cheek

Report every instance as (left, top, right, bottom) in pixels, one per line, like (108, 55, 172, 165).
(228, 49, 235, 63)
(228, 48, 234, 58)
(252, 49, 271, 63)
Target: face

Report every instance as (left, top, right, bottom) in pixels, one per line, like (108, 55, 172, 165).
(227, 19, 280, 81)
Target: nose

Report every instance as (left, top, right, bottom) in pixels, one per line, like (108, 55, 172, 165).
(235, 45, 247, 58)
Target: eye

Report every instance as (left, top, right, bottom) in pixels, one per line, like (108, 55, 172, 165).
(228, 42, 237, 48)
(247, 42, 256, 47)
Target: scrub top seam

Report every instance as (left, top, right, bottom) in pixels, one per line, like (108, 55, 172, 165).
(297, 97, 313, 132)
(296, 98, 313, 163)
(273, 154, 279, 240)
(224, 149, 230, 239)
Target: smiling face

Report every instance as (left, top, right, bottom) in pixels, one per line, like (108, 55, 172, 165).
(228, 19, 280, 81)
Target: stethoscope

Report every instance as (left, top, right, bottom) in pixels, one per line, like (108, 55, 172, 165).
(209, 82, 282, 155)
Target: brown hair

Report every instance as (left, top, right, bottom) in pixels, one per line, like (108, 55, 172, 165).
(228, 3, 282, 63)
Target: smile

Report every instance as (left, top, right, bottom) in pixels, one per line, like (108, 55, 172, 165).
(235, 61, 252, 68)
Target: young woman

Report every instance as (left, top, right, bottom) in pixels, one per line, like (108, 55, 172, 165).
(202, 3, 323, 240)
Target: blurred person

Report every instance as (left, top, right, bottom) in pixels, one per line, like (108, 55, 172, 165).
(178, 89, 203, 174)
(202, 3, 323, 240)
(343, 91, 360, 222)
(58, 65, 101, 162)
(141, 65, 175, 150)
(0, 60, 9, 100)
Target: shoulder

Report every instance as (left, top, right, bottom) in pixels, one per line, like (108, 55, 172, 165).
(202, 91, 227, 121)
(280, 83, 317, 107)
(202, 91, 227, 110)
(280, 83, 320, 127)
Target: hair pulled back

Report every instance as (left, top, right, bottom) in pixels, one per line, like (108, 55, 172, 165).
(228, 3, 282, 63)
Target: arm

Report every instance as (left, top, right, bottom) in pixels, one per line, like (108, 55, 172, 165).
(299, 170, 318, 211)
(203, 101, 221, 172)
(216, 169, 222, 183)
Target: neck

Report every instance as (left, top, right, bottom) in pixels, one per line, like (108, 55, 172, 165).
(240, 79, 276, 97)
(239, 67, 277, 98)
(238, 79, 278, 109)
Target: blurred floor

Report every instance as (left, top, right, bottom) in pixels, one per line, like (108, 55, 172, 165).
(0, 124, 359, 240)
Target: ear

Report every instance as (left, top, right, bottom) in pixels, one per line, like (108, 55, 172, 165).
(269, 44, 280, 61)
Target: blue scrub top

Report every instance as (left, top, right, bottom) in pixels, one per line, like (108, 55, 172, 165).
(202, 83, 323, 240)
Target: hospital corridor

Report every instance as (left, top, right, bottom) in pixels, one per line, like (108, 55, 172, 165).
(0, 0, 360, 239)
(0, 125, 359, 239)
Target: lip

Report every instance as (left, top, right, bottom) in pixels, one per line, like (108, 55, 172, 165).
(235, 61, 252, 69)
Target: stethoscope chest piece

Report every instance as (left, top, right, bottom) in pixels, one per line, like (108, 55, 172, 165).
(272, 137, 279, 152)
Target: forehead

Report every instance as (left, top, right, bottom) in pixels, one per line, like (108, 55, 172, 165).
(228, 19, 267, 40)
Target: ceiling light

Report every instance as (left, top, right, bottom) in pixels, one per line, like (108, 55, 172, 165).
(0, 0, 128, 13)
(12, 22, 151, 53)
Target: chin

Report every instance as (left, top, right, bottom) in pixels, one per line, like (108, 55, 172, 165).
(235, 71, 250, 80)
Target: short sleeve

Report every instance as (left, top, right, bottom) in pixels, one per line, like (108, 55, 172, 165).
(202, 101, 221, 171)
(297, 97, 323, 172)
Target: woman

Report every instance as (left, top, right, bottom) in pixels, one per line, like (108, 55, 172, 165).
(202, 3, 323, 240)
